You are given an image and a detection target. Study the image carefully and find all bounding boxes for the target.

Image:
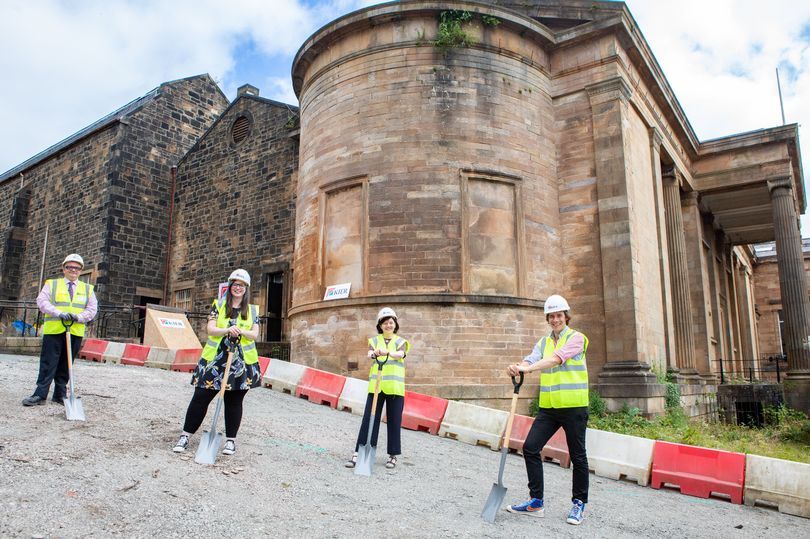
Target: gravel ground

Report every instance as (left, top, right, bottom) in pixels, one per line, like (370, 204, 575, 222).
(0, 353, 808, 538)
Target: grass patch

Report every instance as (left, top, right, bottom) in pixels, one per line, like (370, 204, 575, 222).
(588, 398, 810, 464)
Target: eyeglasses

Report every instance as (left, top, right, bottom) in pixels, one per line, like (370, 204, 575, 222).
(231, 283, 247, 289)
(64, 266, 82, 272)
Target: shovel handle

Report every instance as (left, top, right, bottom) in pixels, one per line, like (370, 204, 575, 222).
(511, 372, 524, 394)
(501, 373, 524, 450)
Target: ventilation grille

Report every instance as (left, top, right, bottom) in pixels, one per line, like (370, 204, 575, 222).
(231, 116, 251, 145)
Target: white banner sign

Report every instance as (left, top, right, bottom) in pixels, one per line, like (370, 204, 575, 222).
(323, 282, 351, 301)
(158, 318, 186, 329)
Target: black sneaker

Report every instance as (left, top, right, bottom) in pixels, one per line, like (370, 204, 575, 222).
(22, 395, 47, 406)
(52, 397, 65, 405)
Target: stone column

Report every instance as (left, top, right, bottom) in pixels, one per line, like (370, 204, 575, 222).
(768, 178, 810, 413)
(661, 167, 700, 380)
(649, 129, 677, 372)
(589, 77, 665, 416)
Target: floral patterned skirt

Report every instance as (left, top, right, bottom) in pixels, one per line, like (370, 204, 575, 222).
(190, 342, 262, 391)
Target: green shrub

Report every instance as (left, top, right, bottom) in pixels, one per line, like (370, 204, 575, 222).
(435, 10, 475, 50)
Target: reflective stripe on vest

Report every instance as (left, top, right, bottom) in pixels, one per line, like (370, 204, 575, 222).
(538, 327, 589, 408)
(201, 299, 259, 364)
(367, 334, 409, 396)
(43, 279, 93, 337)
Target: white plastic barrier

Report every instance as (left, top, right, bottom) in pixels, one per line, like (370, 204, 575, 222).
(102, 341, 126, 364)
(745, 454, 810, 518)
(145, 347, 174, 370)
(586, 428, 654, 486)
(262, 359, 306, 394)
(337, 377, 369, 416)
(438, 400, 508, 451)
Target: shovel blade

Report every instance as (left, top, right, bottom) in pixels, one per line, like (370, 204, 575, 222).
(64, 395, 85, 421)
(354, 443, 375, 476)
(194, 430, 222, 465)
(481, 482, 508, 523)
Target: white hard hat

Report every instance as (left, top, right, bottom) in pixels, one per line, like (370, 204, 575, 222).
(377, 307, 397, 324)
(228, 268, 251, 287)
(544, 294, 570, 315)
(62, 254, 84, 269)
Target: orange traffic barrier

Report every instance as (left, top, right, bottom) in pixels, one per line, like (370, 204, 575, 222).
(78, 339, 109, 362)
(257, 356, 271, 377)
(508, 415, 571, 467)
(401, 391, 448, 435)
(295, 368, 347, 408)
(651, 441, 745, 504)
(121, 344, 151, 367)
(170, 348, 202, 372)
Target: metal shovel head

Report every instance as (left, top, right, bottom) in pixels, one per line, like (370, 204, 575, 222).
(64, 394, 85, 421)
(194, 429, 222, 465)
(481, 481, 507, 523)
(354, 443, 375, 476)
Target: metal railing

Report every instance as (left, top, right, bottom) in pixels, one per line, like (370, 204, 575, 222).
(715, 354, 788, 384)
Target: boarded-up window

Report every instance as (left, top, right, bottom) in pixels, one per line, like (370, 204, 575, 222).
(463, 174, 522, 295)
(322, 182, 365, 295)
(174, 288, 192, 312)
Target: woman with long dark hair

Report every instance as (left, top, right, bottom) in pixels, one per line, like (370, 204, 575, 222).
(172, 268, 261, 456)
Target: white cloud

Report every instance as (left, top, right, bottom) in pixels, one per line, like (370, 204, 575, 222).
(624, 0, 810, 233)
(0, 0, 368, 174)
(2, 0, 810, 235)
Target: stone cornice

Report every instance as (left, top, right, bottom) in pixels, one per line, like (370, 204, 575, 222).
(585, 76, 632, 105)
(768, 177, 793, 195)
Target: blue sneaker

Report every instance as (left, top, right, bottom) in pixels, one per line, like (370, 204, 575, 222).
(506, 497, 544, 517)
(566, 499, 585, 525)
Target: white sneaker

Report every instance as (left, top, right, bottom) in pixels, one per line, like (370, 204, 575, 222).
(173, 435, 189, 453)
(222, 439, 236, 455)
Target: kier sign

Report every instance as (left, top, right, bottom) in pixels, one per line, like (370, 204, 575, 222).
(323, 282, 351, 301)
(158, 318, 186, 329)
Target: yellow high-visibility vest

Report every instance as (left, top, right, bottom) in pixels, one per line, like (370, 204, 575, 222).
(366, 334, 410, 396)
(42, 279, 93, 337)
(538, 327, 589, 408)
(200, 298, 259, 364)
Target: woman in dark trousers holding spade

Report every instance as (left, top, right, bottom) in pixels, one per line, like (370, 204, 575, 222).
(345, 307, 410, 469)
(173, 269, 261, 456)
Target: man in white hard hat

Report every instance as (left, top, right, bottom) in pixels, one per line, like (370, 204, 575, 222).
(504, 294, 590, 525)
(22, 254, 98, 406)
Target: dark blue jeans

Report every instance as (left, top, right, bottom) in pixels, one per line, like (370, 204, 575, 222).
(34, 332, 82, 400)
(523, 406, 589, 503)
(354, 391, 404, 456)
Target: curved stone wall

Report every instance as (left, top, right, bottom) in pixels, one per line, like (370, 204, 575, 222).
(290, 1, 561, 405)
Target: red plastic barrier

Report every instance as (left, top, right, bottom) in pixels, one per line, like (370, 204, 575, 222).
(401, 391, 448, 435)
(295, 368, 347, 408)
(257, 356, 271, 377)
(78, 339, 109, 362)
(650, 441, 745, 504)
(508, 415, 571, 467)
(170, 348, 202, 372)
(121, 344, 151, 367)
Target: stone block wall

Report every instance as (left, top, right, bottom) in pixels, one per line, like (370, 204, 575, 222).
(102, 76, 228, 306)
(170, 95, 299, 327)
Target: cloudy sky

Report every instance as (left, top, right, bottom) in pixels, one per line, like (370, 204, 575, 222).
(2, 0, 809, 231)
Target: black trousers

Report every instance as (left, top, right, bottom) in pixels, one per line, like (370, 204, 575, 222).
(182, 387, 248, 438)
(523, 406, 589, 503)
(34, 332, 82, 400)
(354, 391, 404, 456)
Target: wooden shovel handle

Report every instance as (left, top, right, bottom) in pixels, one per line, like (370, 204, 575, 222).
(501, 373, 524, 450)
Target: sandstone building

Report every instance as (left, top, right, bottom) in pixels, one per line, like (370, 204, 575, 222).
(2, 2, 809, 415)
(0, 75, 228, 333)
(288, 0, 810, 414)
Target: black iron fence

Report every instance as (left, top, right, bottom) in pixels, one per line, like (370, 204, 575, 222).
(714, 354, 788, 384)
